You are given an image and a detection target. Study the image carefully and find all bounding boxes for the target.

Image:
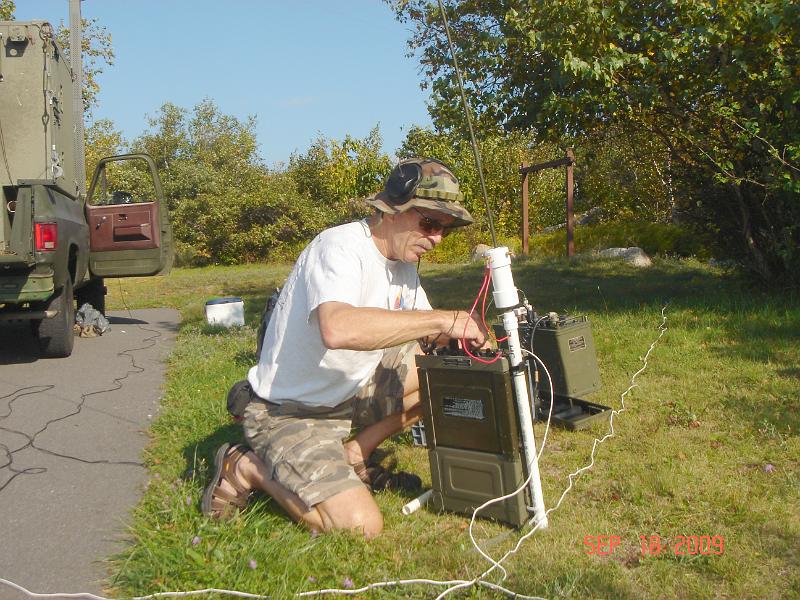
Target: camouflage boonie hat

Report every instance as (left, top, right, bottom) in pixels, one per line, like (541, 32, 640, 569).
(366, 158, 474, 228)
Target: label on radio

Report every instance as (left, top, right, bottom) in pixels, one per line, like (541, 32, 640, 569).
(568, 335, 586, 352)
(442, 396, 485, 420)
(442, 356, 472, 368)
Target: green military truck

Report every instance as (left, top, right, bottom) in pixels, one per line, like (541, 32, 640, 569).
(0, 20, 173, 358)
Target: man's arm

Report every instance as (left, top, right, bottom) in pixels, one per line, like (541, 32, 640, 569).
(317, 302, 487, 351)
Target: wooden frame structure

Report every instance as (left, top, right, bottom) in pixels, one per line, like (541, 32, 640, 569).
(519, 149, 576, 256)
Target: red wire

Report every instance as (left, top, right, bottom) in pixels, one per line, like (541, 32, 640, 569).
(480, 270, 508, 343)
(462, 269, 503, 365)
(480, 272, 491, 332)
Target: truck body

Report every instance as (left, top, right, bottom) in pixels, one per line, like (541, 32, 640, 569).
(0, 20, 173, 357)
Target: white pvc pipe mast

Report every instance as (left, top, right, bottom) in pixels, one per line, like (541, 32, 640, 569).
(485, 247, 548, 528)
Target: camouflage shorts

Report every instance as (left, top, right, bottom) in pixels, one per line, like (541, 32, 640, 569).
(242, 341, 418, 511)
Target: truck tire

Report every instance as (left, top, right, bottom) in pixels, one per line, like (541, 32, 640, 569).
(37, 277, 76, 358)
(76, 277, 106, 315)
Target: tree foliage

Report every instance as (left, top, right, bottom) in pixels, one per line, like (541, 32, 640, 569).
(398, 126, 565, 235)
(55, 19, 115, 115)
(127, 100, 346, 264)
(393, 0, 800, 282)
(0, 1, 14, 20)
(288, 126, 392, 226)
(84, 118, 125, 191)
(132, 100, 265, 210)
(576, 126, 676, 223)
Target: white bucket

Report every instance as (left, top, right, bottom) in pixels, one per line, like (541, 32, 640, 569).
(205, 297, 245, 328)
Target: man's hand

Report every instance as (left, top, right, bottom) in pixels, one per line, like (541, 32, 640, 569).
(439, 310, 488, 350)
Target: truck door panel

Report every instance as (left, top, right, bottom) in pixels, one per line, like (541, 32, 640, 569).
(87, 202, 161, 251)
(85, 154, 173, 278)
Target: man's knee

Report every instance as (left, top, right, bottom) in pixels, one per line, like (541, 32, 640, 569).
(316, 486, 384, 537)
(343, 505, 384, 538)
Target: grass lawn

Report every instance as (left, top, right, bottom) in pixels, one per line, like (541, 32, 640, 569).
(104, 256, 799, 599)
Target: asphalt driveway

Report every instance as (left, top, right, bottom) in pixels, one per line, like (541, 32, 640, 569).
(0, 308, 180, 599)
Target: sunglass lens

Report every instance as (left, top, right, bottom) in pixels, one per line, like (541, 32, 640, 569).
(420, 217, 443, 234)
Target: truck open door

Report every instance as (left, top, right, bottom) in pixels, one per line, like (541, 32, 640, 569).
(85, 153, 174, 278)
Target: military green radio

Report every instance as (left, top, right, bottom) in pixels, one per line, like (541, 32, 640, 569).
(516, 313, 601, 398)
(416, 352, 531, 526)
(415, 311, 608, 526)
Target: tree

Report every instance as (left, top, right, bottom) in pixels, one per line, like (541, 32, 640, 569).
(131, 100, 263, 207)
(0, 1, 14, 20)
(393, 0, 800, 282)
(576, 126, 676, 223)
(130, 99, 325, 264)
(84, 118, 125, 191)
(134, 102, 216, 207)
(288, 126, 392, 226)
(55, 19, 114, 115)
(398, 126, 564, 235)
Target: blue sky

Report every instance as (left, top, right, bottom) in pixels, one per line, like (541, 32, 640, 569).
(14, 1, 434, 166)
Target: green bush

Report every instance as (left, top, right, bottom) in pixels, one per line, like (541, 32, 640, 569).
(170, 171, 324, 266)
(172, 241, 201, 268)
(528, 221, 714, 258)
(424, 226, 522, 263)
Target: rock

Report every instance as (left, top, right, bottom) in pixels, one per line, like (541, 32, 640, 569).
(541, 222, 565, 233)
(472, 244, 491, 262)
(599, 247, 652, 267)
(537, 207, 602, 234)
(708, 258, 737, 268)
(576, 206, 603, 225)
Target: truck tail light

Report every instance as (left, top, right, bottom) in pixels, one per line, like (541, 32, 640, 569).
(35, 222, 58, 251)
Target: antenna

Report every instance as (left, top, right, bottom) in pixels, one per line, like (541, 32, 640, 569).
(436, 0, 497, 247)
(435, 0, 548, 529)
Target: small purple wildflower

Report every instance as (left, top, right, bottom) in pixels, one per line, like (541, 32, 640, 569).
(307, 576, 317, 584)
(763, 463, 776, 473)
(191, 536, 201, 546)
(248, 559, 258, 570)
(342, 577, 354, 589)
(185, 496, 192, 506)
(310, 529, 319, 538)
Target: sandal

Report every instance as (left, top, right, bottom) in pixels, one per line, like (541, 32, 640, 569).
(352, 459, 422, 493)
(201, 443, 252, 519)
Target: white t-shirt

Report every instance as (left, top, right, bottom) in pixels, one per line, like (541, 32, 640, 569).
(247, 220, 432, 407)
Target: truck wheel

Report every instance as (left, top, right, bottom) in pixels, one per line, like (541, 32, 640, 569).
(37, 277, 76, 358)
(76, 277, 106, 315)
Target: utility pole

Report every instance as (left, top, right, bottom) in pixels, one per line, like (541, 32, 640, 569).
(69, 0, 85, 197)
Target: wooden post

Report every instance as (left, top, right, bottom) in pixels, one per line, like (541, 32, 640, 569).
(566, 148, 575, 258)
(519, 154, 575, 257)
(521, 162, 529, 255)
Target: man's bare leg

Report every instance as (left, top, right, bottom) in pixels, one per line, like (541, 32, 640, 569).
(342, 390, 421, 467)
(212, 448, 384, 537)
(207, 347, 424, 536)
(342, 352, 423, 467)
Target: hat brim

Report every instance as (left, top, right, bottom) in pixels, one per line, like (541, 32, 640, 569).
(366, 192, 474, 228)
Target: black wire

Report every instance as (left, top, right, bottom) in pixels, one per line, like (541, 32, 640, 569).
(0, 385, 54, 419)
(0, 283, 164, 495)
(0, 443, 47, 494)
(527, 315, 549, 417)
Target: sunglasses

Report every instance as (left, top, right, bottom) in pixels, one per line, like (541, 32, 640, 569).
(412, 207, 452, 236)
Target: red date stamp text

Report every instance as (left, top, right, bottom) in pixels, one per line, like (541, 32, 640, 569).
(583, 534, 725, 557)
